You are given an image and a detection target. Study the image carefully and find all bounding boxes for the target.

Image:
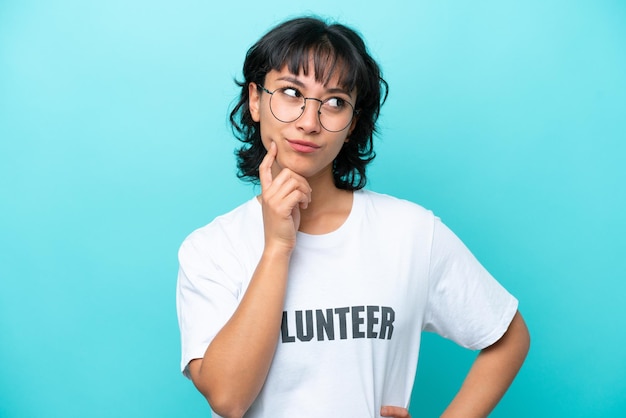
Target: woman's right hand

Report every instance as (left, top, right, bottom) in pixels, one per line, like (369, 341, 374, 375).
(380, 406, 411, 417)
(258, 141, 312, 254)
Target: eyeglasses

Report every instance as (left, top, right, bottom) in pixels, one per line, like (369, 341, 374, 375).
(258, 85, 356, 132)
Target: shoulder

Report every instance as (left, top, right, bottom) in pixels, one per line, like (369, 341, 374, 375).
(178, 197, 262, 262)
(358, 189, 434, 221)
(356, 190, 436, 239)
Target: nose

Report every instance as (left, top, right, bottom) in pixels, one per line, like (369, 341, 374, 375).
(295, 98, 322, 133)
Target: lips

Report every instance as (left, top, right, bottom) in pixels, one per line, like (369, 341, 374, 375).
(286, 139, 321, 153)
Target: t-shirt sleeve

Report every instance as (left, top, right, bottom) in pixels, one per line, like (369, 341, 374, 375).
(176, 230, 240, 378)
(422, 218, 518, 350)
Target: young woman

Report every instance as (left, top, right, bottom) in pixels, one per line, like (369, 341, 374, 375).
(177, 16, 530, 418)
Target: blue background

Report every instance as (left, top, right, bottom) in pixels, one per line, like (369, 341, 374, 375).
(1, 1, 624, 417)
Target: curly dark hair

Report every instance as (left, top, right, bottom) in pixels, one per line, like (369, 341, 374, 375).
(230, 16, 388, 190)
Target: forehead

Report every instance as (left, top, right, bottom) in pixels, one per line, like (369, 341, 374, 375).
(266, 63, 345, 88)
(266, 47, 357, 91)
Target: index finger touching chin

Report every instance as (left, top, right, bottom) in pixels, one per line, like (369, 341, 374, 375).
(259, 141, 277, 189)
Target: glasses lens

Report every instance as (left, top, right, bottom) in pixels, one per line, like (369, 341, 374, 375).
(269, 88, 354, 132)
(319, 98, 354, 132)
(269, 88, 305, 123)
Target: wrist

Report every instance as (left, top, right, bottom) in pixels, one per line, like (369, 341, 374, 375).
(262, 242, 294, 260)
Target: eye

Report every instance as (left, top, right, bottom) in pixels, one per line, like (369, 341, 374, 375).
(324, 97, 348, 110)
(278, 87, 301, 98)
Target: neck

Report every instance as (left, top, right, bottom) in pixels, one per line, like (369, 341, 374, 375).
(298, 176, 353, 234)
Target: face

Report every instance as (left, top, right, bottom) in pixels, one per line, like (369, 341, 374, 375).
(248, 64, 357, 183)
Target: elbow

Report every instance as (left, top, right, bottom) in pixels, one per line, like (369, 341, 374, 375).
(191, 371, 250, 417)
(203, 389, 250, 418)
(188, 359, 254, 417)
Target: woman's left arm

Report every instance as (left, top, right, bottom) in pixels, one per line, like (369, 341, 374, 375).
(380, 310, 529, 418)
(441, 310, 530, 418)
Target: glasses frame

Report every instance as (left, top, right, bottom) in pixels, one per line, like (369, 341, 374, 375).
(257, 84, 357, 132)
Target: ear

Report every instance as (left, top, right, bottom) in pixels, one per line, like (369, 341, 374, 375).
(248, 82, 261, 122)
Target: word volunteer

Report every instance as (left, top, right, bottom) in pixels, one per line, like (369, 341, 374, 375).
(281, 305, 396, 343)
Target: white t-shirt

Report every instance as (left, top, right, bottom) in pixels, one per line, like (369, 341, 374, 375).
(176, 190, 518, 417)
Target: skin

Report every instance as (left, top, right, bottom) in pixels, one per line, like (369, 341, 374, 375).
(187, 65, 530, 418)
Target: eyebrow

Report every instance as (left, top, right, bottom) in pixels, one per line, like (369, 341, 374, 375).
(275, 76, 352, 97)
